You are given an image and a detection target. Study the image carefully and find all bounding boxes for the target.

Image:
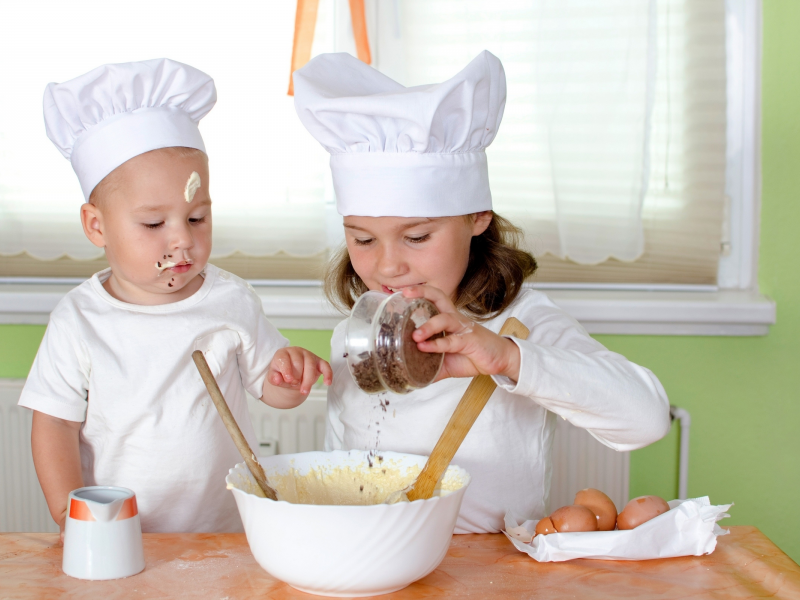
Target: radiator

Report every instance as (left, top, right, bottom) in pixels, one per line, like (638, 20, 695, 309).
(1, 380, 628, 532)
(0, 380, 59, 533)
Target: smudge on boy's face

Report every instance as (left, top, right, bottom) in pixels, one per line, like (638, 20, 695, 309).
(155, 259, 177, 273)
(150, 253, 197, 289)
(184, 171, 201, 203)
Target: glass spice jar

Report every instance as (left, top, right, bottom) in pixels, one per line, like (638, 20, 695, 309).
(345, 291, 445, 394)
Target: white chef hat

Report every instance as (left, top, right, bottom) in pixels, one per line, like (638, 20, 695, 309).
(293, 51, 506, 217)
(43, 58, 216, 201)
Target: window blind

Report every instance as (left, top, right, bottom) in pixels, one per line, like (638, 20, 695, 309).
(0, 0, 341, 270)
(378, 0, 727, 284)
(0, 0, 727, 285)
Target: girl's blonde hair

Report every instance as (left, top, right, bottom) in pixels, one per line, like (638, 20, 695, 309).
(324, 212, 537, 321)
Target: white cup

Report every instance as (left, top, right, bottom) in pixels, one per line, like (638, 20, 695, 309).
(62, 486, 145, 580)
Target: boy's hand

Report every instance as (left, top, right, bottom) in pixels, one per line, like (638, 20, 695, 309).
(266, 347, 333, 400)
(402, 285, 522, 383)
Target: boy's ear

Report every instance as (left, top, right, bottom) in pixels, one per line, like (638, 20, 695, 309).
(471, 211, 493, 237)
(80, 202, 106, 248)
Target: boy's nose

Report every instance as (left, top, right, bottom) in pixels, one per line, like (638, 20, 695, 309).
(170, 223, 195, 251)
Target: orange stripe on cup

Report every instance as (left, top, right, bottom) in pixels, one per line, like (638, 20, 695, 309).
(69, 496, 138, 521)
(69, 498, 96, 522)
(116, 496, 138, 521)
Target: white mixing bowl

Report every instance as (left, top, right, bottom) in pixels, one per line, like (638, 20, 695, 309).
(226, 450, 470, 597)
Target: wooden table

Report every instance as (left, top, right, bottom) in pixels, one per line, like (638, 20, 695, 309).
(1, 526, 799, 599)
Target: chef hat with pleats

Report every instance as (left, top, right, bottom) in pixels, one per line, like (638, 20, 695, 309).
(293, 50, 506, 217)
(43, 58, 216, 201)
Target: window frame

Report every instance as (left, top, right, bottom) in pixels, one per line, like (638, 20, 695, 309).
(717, 0, 762, 291)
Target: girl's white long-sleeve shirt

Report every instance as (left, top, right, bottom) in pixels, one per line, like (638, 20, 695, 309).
(325, 289, 671, 534)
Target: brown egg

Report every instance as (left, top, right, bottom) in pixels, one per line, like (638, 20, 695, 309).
(574, 488, 618, 531)
(617, 495, 670, 530)
(535, 517, 556, 536)
(549, 505, 598, 533)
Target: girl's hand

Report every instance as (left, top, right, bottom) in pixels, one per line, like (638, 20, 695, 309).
(267, 347, 333, 396)
(402, 285, 522, 382)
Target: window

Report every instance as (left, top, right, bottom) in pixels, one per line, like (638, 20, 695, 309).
(0, 1, 343, 277)
(0, 0, 754, 291)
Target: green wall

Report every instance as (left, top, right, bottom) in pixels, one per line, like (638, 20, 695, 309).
(608, 0, 800, 562)
(0, 326, 332, 379)
(0, 325, 46, 379)
(2, 2, 798, 562)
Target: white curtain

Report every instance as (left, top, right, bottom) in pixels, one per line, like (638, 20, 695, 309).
(0, 0, 341, 260)
(1, 0, 727, 284)
(531, 1, 656, 263)
(378, 0, 726, 279)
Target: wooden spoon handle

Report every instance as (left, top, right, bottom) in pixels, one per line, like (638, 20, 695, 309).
(192, 350, 278, 501)
(406, 317, 530, 501)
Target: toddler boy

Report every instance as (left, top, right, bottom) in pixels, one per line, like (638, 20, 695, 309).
(19, 59, 331, 535)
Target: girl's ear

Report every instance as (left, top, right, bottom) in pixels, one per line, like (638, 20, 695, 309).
(80, 202, 106, 248)
(471, 211, 493, 236)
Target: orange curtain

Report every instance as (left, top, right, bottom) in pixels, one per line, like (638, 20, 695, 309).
(348, 0, 372, 65)
(288, 0, 320, 96)
(288, 0, 371, 96)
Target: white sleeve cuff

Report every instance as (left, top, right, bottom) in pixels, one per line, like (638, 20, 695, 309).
(490, 373, 517, 389)
(18, 390, 87, 422)
(489, 336, 528, 395)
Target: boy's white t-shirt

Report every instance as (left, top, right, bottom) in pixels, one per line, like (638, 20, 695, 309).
(326, 288, 671, 534)
(18, 264, 288, 533)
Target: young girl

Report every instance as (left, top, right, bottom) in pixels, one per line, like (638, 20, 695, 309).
(293, 51, 670, 533)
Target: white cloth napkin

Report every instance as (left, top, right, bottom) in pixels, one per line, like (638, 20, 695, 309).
(504, 497, 732, 562)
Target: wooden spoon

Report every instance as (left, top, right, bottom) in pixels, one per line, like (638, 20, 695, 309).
(192, 350, 279, 501)
(406, 317, 530, 501)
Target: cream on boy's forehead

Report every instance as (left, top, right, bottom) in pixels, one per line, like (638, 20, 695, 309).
(184, 171, 201, 203)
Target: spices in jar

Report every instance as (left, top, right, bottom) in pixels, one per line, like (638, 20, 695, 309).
(345, 291, 444, 394)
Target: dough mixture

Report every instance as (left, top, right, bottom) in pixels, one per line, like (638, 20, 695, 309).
(230, 457, 465, 506)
